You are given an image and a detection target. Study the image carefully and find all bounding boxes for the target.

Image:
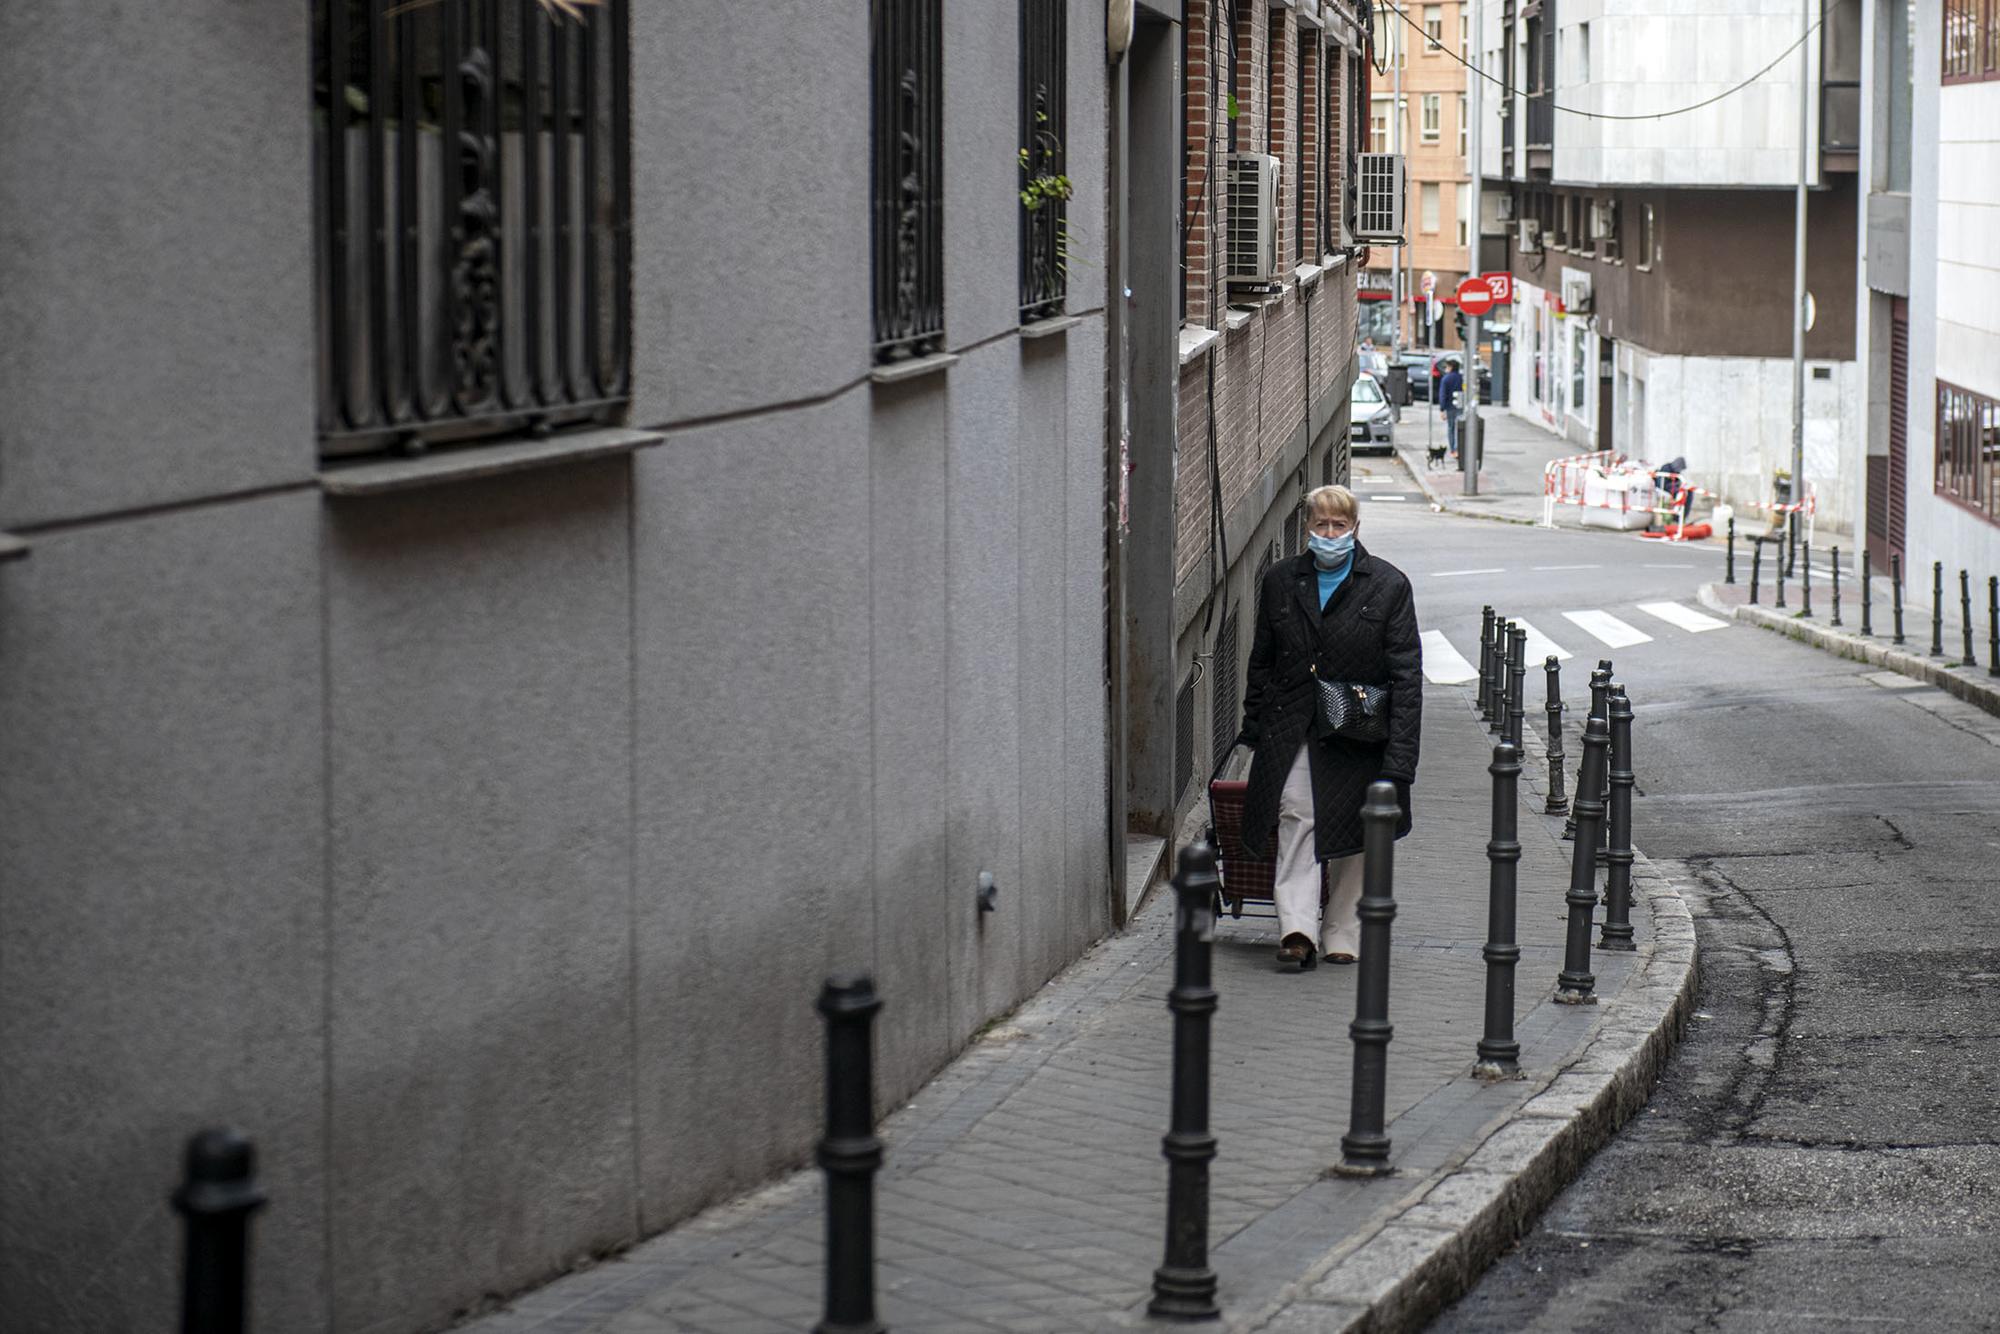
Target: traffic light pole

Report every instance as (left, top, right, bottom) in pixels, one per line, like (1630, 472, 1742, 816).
(1463, 0, 1484, 497)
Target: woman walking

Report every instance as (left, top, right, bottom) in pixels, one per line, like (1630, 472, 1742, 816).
(1235, 484, 1423, 969)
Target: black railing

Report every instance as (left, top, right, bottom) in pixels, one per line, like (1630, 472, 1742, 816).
(1020, 0, 1068, 323)
(313, 0, 631, 457)
(873, 0, 945, 361)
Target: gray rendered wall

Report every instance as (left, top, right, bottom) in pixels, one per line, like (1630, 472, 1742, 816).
(0, 2, 1111, 1330)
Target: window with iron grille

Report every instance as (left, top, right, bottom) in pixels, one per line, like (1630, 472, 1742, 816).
(873, 0, 945, 362)
(1943, 0, 2000, 82)
(312, 0, 633, 457)
(1210, 606, 1240, 773)
(1936, 380, 2000, 525)
(1175, 669, 1197, 803)
(1019, 0, 1067, 322)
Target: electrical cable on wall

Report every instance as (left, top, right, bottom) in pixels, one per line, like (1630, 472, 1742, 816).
(1375, 0, 1824, 122)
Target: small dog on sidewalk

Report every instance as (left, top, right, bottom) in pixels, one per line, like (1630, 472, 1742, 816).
(1426, 439, 1448, 470)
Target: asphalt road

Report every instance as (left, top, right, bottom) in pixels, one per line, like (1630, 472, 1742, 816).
(1344, 468, 2000, 1332)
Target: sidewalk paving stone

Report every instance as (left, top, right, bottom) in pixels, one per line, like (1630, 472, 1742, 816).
(459, 685, 1694, 1334)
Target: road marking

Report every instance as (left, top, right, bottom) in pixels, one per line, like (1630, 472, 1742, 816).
(1562, 609, 1654, 648)
(1635, 601, 1728, 633)
(1643, 563, 1696, 569)
(1431, 567, 1505, 578)
(1419, 630, 1480, 684)
(1531, 564, 1600, 571)
(1370, 494, 1410, 502)
(1511, 617, 1573, 662)
(1357, 476, 1400, 486)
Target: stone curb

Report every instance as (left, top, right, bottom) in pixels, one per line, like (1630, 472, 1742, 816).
(1697, 581, 2000, 723)
(1385, 440, 1557, 530)
(1235, 705, 1699, 1333)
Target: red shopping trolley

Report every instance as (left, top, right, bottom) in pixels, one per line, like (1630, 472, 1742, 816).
(1206, 749, 1330, 921)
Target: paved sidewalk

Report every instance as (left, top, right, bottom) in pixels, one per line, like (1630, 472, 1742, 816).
(459, 689, 1693, 1334)
(1392, 406, 1581, 527)
(1701, 576, 2000, 723)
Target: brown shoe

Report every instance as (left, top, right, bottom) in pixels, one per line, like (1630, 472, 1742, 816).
(1322, 950, 1357, 965)
(1276, 933, 1318, 970)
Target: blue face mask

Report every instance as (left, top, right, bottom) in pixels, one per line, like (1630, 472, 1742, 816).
(1307, 531, 1355, 569)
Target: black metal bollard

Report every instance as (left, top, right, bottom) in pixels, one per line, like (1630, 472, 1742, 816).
(1543, 656, 1569, 815)
(1960, 570, 1975, 667)
(1150, 842, 1221, 1320)
(1725, 517, 1737, 583)
(1337, 783, 1402, 1176)
(1599, 689, 1637, 952)
(1477, 607, 1496, 716)
(1557, 716, 1611, 1003)
(1488, 620, 1510, 734)
(1476, 741, 1523, 1078)
(1932, 560, 1945, 657)
(1892, 553, 1906, 644)
(1749, 540, 1763, 605)
(1565, 664, 1610, 843)
(1775, 541, 1788, 609)
(1831, 546, 1843, 627)
(1801, 542, 1813, 617)
(1505, 626, 1528, 748)
(816, 975, 886, 1334)
(1861, 550, 1873, 636)
(1989, 576, 1999, 677)
(174, 1128, 266, 1334)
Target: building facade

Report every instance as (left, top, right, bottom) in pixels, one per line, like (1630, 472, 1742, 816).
(0, 5, 1116, 1331)
(1115, 0, 1368, 866)
(1850, 0, 2000, 581)
(1362, 0, 1478, 351)
(1480, 0, 1865, 526)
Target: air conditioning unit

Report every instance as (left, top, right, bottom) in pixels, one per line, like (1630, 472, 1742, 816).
(1226, 152, 1283, 287)
(1517, 218, 1542, 253)
(1562, 267, 1594, 313)
(1352, 153, 1406, 243)
(1496, 193, 1516, 221)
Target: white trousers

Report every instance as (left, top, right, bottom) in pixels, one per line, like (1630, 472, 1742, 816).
(1273, 746, 1366, 956)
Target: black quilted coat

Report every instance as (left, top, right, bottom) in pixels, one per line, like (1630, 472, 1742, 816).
(1236, 544, 1423, 861)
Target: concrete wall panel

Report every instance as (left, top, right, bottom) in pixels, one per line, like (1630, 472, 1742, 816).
(867, 379, 956, 1098)
(1064, 321, 1111, 949)
(629, 391, 874, 1231)
(0, 496, 326, 1332)
(946, 1, 1025, 347)
(1017, 341, 1072, 991)
(629, 4, 870, 426)
(0, 3, 313, 527)
(943, 344, 1027, 1028)
(322, 466, 636, 1332)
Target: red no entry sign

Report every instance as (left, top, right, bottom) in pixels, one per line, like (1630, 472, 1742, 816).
(1455, 278, 1495, 317)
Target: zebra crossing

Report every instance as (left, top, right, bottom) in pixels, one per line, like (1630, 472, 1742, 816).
(1420, 601, 1726, 685)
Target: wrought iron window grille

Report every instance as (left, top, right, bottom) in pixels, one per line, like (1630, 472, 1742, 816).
(872, 0, 945, 362)
(1019, 0, 1068, 324)
(312, 0, 632, 458)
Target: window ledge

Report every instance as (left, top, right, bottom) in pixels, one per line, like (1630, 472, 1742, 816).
(1295, 263, 1324, 289)
(318, 426, 662, 497)
(0, 531, 28, 562)
(1019, 314, 1081, 340)
(1225, 308, 1254, 332)
(1178, 325, 1222, 365)
(870, 351, 960, 384)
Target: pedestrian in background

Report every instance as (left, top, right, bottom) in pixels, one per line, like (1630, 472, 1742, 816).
(1234, 485, 1423, 970)
(1438, 357, 1464, 461)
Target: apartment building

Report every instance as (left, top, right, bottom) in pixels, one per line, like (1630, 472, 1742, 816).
(1850, 0, 2000, 579)
(1479, 0, 1863, 525)
(1361, 0, 1476, 350)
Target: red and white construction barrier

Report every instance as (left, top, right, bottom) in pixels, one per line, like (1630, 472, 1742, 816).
(1649, 479, 1817, 546)
(1540, 452, 1657, 531)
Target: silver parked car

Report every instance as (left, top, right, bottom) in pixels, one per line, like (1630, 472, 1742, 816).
(1350, 373, 1394, 452)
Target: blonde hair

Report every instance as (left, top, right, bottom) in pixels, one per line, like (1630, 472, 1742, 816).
(1305, 484, 1359, 524)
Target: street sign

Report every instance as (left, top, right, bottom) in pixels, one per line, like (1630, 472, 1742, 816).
(1479, 271, 1514, 305)
(1421, 269, 1437, 299)
(1455, 278, 1495, 317)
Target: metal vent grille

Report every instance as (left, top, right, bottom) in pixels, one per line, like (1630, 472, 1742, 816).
(1323, 446, 1335, 486)
(1256, 540, 1275, 585)
(1284, 508, 1301, 557)
(1210, 607, 1241, 771)
(1226, 152, 1282, 284)
(1354, 153, 1406, 243)
(1175, 669, 1196, 803)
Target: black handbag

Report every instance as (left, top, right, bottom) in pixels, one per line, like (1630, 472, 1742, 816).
(1312, 666, 1391, 743)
